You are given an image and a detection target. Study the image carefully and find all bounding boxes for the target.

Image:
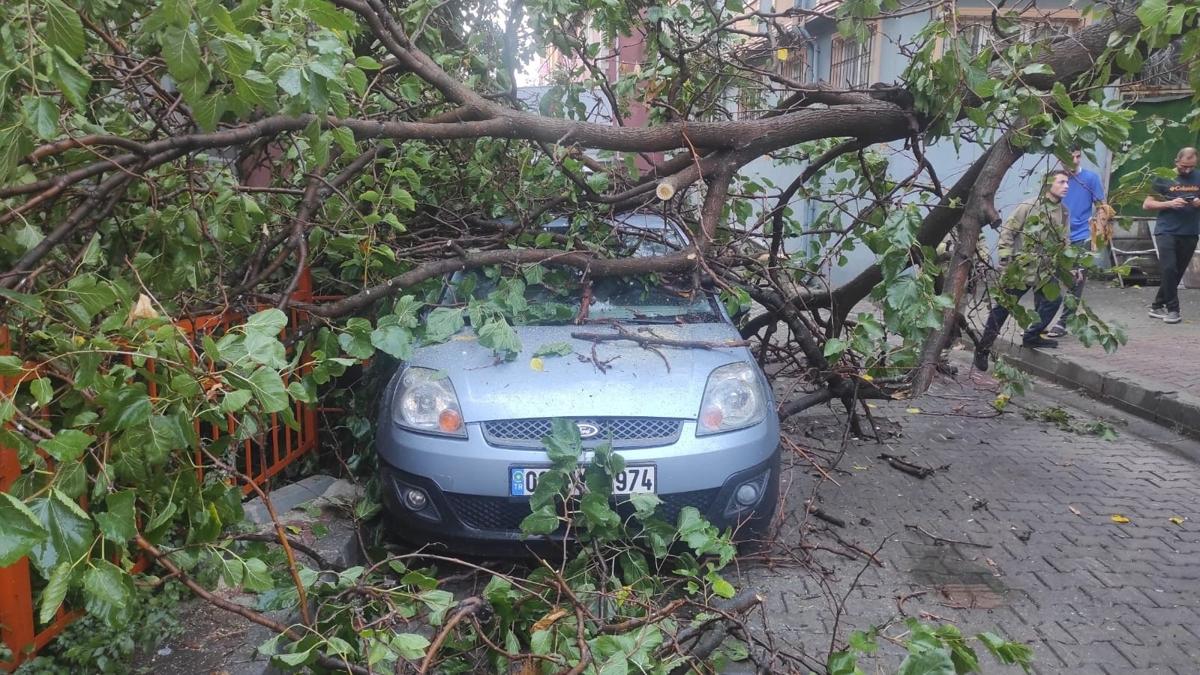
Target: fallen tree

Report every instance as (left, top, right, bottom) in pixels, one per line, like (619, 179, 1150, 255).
(0, 0, 1195, 670)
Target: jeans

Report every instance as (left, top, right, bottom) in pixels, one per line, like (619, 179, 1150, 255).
(979, 285, 1063, 350)
(1054, 240, 1091, 327)
(1154, 234, 1199, 312)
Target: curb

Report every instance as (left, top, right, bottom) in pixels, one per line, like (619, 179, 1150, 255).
(990, 342, 1200, 441)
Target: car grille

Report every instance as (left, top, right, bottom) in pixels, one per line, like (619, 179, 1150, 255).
(443, 489, 720, 533)
(481, 417, 683, 449)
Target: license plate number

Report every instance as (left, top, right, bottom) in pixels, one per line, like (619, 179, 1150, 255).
(509, 466, 656, 496)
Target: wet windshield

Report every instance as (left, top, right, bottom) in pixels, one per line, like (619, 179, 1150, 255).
(455, 217, 718, 324)
(458, 271, 718, 325)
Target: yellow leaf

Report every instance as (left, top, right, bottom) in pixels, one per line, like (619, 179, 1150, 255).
(1110, 514, 1130, 524)
(776, 48, 789, 61)
(1169, 516, 1186, 526)
(861, 374, 874, 382)
(126, 293, 159, 323)
(906, 407, 921, 414)
(531, 607, 567, 632)
(529, 357, 544, 372)
(852, 464, 869, 471)
(866, 403, 877, 408)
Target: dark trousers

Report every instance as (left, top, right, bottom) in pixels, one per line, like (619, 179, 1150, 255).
(980, 285, 1063, 350)
(1154, 234, 1199, 312)
(1055, 241, 1090, 326)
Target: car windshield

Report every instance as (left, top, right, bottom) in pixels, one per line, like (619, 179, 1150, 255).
(452, 216, 720, 324)
(458, 271, 719, 325)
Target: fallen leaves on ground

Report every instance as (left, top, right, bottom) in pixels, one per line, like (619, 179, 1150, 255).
(1110, 514, 1131, 524)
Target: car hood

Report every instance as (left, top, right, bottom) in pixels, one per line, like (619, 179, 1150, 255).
(405, 323, 751, 422)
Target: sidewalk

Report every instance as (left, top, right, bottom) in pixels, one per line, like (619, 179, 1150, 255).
(985, 285, 1200, 440)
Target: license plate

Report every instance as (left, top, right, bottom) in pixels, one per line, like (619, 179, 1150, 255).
(509, 466, 657, 496)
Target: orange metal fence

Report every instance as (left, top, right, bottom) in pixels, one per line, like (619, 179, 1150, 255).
(0, 271, 320, 669)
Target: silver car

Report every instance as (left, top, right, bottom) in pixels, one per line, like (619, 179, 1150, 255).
(376, 214, 781, 552)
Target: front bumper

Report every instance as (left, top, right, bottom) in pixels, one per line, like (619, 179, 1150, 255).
(379, 451, 779, 552)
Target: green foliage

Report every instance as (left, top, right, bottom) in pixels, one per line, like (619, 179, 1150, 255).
(829, 619, 1032, 674)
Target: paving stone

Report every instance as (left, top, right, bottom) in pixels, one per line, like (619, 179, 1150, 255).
(748, 366, 1200, 673)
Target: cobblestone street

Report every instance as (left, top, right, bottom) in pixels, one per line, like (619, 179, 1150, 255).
(747, 364, 1200, 674)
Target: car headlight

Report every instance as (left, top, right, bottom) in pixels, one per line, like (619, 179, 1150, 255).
(392, 367, 466, 437)
(697, 362, 766, 435)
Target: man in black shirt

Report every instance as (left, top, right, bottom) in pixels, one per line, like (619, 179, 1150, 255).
(1143, 147, 1200, 324)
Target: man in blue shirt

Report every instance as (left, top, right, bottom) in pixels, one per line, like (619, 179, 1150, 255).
(1144, 147, 1200, 324)
(1046, 147, 1106, 337)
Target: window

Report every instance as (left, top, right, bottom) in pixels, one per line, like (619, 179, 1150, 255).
(778, 46, 809, 83)
(758, 0, 773, 34)
(829, 30, 873, 88)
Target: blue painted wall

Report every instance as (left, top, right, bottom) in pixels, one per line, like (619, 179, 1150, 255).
(743, 1, 1108, 285)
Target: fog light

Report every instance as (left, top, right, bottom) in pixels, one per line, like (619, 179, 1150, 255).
(735, 483, 760, 506)
(404, 487, 429, 511)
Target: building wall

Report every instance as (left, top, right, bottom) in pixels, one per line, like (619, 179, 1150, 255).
(742, 0, 1104, 285)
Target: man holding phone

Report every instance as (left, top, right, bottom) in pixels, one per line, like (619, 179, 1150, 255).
(1143, 147, 1200, 324)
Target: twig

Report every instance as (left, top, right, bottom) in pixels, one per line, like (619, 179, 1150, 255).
(878, 453, 936, 479)
(783, 437, 841, 487)
(905, 524, 993, 548)
(419, 597, 485, 674)
(133, 535, 369, 675)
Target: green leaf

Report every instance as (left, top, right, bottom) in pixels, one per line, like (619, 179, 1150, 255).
(82, 560, 136, 627)
(39, 561, 73, 625)
(242, 557, 274, 592)
(305, 0, 358, 31)
(247, 367, 289, 413)
(355, 55, 382, 70)
(896, 647, 955, 675)
(245, 332, 288, 368)
(232, 70, 275, 110)
(38, 429, 94, 462)
(392, 296, 422, 328)
(371, 325, 414, 360)
(221, 388, 254, 413)
(170, 374, 201, 398)
(278, 68, 303, 96)
(0, 355, 26, 376)
(98, 387, 151, 432)
(1020, 63, 1054, 76)
(338, 318, 375, 359)
(22, 97, 60, 140)
(0, 492, 48, 566)
(580, 493, 620, 531)
(148, 414, 189, 455)
(823, 338, 848, 359)
(424, 307, 464, 343)
(391, 633, 430, 660)
(95, 490, 137, 543)
(391, 187, 416, 211)
(476, 317, 521, 360)
(520, 504, 560, 535)
(29, 377, 53, 407)
(245, 308, 288, 336)
(1136, 0, 1169, 28)
(44, 0, 86, 59)
(28, 489, 94, 576)
(162, 27, 203, 81)
(709, 573, 735, 599)
(276, 646, 314, 666)
(533, 342, 573, 358)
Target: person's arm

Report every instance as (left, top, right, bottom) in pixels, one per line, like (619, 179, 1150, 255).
(1144, 177, 1188, 210)
(1091, 172, 1106, 205)
(997, 203, 1028, 263)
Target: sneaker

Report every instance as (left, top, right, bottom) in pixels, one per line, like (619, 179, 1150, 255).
(1149, 305, 1167, 319)
(973, 348, 990, 372)
(1023, 336, 1059, 349)
(1045, 324, 1068, 338)
(1164, 310, 1182, 324)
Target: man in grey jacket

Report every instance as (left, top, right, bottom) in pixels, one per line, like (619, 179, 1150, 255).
(974, 170, 1071, 372)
